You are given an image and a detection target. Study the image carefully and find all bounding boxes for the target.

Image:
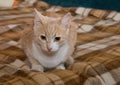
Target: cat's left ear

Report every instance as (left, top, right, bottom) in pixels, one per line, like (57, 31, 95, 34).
(61, 13, 72, 27)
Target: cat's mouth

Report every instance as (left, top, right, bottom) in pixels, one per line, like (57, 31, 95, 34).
(42, 49, 58, 56)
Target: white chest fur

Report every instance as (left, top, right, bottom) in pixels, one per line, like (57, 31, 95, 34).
(31, 43, 69, 68)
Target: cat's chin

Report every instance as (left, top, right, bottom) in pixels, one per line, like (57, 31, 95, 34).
(42, 49, 58, 56)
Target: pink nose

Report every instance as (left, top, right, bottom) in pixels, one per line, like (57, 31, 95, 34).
(47, 47, 52, 51)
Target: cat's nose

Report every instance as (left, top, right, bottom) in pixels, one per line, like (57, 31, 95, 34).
(47, 47, 52, 52)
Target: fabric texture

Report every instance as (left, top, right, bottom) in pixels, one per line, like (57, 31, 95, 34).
(0, 1, 120, 85)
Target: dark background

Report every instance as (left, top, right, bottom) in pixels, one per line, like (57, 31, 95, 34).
(43, 0, 120, 11)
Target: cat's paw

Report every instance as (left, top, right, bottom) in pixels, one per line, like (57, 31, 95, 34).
(66, 56, 74, 65)
(56, 64, 65, 70)
(31, 64, 44, 72)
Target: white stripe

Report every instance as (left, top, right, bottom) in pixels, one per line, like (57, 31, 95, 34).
(105, 39, 120, 45)
(77, 25, 94, 33)
(75, 7, 86, 15)
(101, 72, 116, 85)
(106, 11, 117, 19)
(95, 20, 118, 27)
(113, 13, 120, 21)
(96, 75, 106, 85)
(77, 43, 96, 49)
(88, 44, 107, 50)
(83, 8, 92, 17)
(0, 41, 18, 50)
(95, 44, 108, 49)
(75, 35, 120, 58)
(109, 35, 120, 40)
(46, 6, 62, 12)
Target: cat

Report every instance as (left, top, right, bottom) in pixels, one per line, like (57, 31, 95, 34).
(21, 9, 77, 72)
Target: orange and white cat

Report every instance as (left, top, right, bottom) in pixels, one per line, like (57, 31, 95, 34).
(21, 9, 77, 72)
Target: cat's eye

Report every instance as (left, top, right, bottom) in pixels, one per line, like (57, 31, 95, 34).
(55, 37, 61, 41)
(41, 35, 46, 40)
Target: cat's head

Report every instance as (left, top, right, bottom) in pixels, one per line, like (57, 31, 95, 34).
(33, 9, 72, 53)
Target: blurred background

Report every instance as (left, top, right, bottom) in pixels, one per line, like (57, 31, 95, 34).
(43, 0, 120, 11)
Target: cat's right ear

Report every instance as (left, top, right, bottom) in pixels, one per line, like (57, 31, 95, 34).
(61, 13, 72, 28)
(34, 8, 45, 25)
(33, 9, 46, 32)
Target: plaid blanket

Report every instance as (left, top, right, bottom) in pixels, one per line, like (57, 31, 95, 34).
(0, 1, 120, 85)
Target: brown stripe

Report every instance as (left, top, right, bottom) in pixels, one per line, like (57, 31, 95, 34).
(84, 77, 102, 85)
(95, 23, 120, 34)
(0, 13, 33, 21)
(90, 9, 109, 19)
(45, 73, 65, 85)
(29, 72, 53, 85)
(0, 7, 33, 15)
(0, 17, 33, 26)
(50, 70, 80, 85)
(5, 77, 38, 85)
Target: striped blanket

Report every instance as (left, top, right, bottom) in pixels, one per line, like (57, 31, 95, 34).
(0, 1, 120, 85)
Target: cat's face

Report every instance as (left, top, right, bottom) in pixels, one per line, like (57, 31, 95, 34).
(33, 9, 72, 53)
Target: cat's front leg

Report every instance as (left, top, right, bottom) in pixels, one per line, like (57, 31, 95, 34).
(26, 53, 44, 72)
(66, 56, 74, 65)
(56, 56, 74, 70)
(66, 56, 74, 69)
(56, 64, 65, 70)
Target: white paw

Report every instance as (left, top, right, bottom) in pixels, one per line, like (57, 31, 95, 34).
(66, 56, 74, 66)
(31, 64, 44, 72)
(56, 64, 65, 70)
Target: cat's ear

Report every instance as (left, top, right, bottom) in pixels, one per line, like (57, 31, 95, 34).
(33, 9, 46, 32)
(34, 8, 45, 24)
(61, 13, 72, 27)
